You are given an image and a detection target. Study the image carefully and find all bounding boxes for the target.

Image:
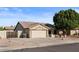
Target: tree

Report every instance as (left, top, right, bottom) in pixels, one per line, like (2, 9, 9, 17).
(53, 9, 79, 35)
(0, 27, 4, 31)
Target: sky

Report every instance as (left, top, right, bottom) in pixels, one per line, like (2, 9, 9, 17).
(0, 7, 79, 26)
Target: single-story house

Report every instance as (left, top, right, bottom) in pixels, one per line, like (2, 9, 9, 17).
(4, 26, 15, 31)
(70, 28, 79, 35)
(14, 21, 54, 38)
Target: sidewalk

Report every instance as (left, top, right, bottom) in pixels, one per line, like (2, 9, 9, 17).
(0, 38, 79, 51)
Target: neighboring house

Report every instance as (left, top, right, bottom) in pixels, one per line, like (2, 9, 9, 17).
(58, 28, 79, 36)
(4, 26, 15, 31)
(70, 28, 79, 35)
(15, 21, 54, 38)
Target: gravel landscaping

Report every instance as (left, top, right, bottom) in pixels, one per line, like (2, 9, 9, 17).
(0, 38, 79, 51)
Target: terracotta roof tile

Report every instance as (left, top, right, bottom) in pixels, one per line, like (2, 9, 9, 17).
(19, 21, 53, 29)
(19, 21, 37, 28)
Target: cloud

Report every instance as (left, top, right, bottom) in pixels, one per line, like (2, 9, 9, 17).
(21, 12, 53, 24)
(0, 8, 9, 11)
(0, 7, 53, 24)
(12, 8, 23, 12)
(0, 8, 25, 18)
(74, 9, 79, 13)
(0, 7, 23, 14)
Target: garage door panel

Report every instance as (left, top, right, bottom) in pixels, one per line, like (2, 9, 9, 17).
(31, 30, 46, 38)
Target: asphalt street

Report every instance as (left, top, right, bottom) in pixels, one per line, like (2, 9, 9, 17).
(6, 43, 79, 52)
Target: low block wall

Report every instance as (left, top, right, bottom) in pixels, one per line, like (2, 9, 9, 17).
(0, 31, 7, 39)
(7, 31, 17, 38)
(0, 31, 17, 39)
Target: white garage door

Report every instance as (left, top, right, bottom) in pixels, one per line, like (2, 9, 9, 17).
(31, 30, 47, 38)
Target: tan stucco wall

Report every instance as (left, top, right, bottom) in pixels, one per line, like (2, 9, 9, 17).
(0, 31, 7, 39)
(51, 34, 55, 38)
(0, 30, 17, 39)
(70, 30, 79, 35)
(30, 24, 48, 30)
(70, 30, 76, 35)
(17, 31, 22, 38)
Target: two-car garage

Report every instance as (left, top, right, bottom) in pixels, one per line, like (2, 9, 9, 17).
(31, 30, 47, 38)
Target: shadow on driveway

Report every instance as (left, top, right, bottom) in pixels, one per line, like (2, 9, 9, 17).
(5, 43, 79, 52)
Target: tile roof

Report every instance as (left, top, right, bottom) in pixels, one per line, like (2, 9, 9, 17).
(19, 21, 53, 29)
(19, 21, 38, 28)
